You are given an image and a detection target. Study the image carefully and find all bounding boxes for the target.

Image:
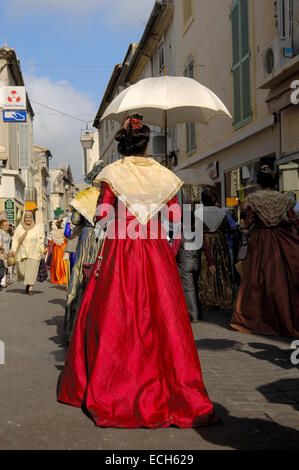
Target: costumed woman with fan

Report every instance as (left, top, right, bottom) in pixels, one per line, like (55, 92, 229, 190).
(63, 161, 104, 344)
(57, 115, 219, 429)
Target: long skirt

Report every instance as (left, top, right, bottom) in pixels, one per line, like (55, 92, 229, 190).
(57, 217, 218, 429)
(63, 226, 102, 343)
(50, 242, 67, 285)
(231, 225, 299, 338)
(198, 232, 234, 310)
(17, 258, 40, 286)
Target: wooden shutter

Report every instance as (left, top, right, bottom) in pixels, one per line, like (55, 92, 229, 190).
(233, 67, 241, 124)
(231, 2, 240, 66)
(240, 0, 249, 56)
(184, 55, 196, 153)
(231, 0, 251, 128)
(19, 124, 30, 169)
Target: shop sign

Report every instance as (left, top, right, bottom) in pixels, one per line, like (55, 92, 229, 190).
(4, 198, 15, 224)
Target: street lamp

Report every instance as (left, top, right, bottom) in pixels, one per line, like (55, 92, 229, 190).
(80, 125, 94, 176)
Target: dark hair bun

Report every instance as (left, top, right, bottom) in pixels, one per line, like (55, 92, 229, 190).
(115, 123, 150, 156)
(257, 171, 276, 189)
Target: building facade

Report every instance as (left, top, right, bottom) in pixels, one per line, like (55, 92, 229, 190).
(93, 0, 299, 206)
(83, 130, 100, 174)
(48, 164, 78, 230)
(93, 1, 176, 166)
(0, 45, 35, 226)
(32, 146, 51, 234)
(173, 0, 299, 206)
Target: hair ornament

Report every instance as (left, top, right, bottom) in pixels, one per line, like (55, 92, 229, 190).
(123, 114, 143, 133)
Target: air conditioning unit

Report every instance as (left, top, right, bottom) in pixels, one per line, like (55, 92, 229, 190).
(261, 39, 293, 79)
(262, 40, 281, 78)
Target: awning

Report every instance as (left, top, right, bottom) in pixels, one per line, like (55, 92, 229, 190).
(25, 201, 37, 211)
(277, 154, 299, 165)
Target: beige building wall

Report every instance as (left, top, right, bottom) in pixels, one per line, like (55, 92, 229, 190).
(84, 130, 101, 174)
(33, 146, 51, 233)
(174, 0, 276, 153)
(0, 46, 35, 225)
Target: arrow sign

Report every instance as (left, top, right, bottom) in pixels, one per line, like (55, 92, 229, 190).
(3, 110, 27, 122)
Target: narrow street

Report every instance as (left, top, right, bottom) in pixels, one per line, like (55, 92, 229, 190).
(0, 279, 298, 450)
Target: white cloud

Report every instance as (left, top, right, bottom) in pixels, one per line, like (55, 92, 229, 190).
(6, 0, 156, 29)
(24, 74, 97, 181)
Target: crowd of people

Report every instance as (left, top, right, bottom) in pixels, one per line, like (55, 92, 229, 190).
(0, 113, 298, 430)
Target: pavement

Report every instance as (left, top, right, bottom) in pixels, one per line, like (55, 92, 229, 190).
(0, 278, 298, 450)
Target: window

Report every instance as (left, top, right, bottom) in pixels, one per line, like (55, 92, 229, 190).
(158, 42, 165, 75)
(183, 0, 194, 33)
(231, 0, 252, 129)
(184, 55, 196, 154)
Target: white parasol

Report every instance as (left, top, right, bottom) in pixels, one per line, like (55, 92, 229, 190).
(101, 76, 231, 127)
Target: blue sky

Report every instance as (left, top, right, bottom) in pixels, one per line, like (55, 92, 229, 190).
(0, 0, 155, 180)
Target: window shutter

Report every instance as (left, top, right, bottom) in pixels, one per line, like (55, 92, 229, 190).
(231, 3, 240, 66)
(240, 0, 249, 56)
(231, 0, 251, 128)
(184, 55, 196, 153)
(186, 124, 190, 152)
(241, 56, 251, 119)
(19, 124, 30, 169)
(233, 68, 241, 124)
(190, 123, 196, 150)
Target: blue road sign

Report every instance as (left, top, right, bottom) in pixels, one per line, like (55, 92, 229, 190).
(3, 110, 27, 122)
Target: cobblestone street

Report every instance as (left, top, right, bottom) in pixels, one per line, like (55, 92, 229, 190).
(0, 280, 298, 450)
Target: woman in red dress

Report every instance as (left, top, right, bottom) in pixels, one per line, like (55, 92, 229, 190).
(57, 116, 218, 428)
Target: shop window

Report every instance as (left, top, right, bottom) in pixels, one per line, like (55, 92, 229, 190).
(225, 160, 259, 205)
(278, 159, 299, 201)
(184, 55, 196, 154)
(231, 0, 252, 129)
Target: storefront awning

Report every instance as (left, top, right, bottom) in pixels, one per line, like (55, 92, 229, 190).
(25, 201, 37, 211)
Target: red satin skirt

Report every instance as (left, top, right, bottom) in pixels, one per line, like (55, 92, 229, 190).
(50, 241, 67, 285)
(57, 220, 218, 428)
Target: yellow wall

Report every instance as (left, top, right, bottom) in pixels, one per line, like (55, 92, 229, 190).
(173, 0, 277, 166)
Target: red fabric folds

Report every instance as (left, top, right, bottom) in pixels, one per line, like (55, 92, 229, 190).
(57, 183, 217, 428)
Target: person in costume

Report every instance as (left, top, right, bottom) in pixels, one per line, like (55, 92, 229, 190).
(0, 218, 12, 288)
(11, 211, 44, 295)
(57, 114, 219, 429)
(231, 170, 299, 338)
(197, 190, 234, 311)
(50, 219, 67, 285)
(63, 161, 103, 344)
(176, 210, 216, 322)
